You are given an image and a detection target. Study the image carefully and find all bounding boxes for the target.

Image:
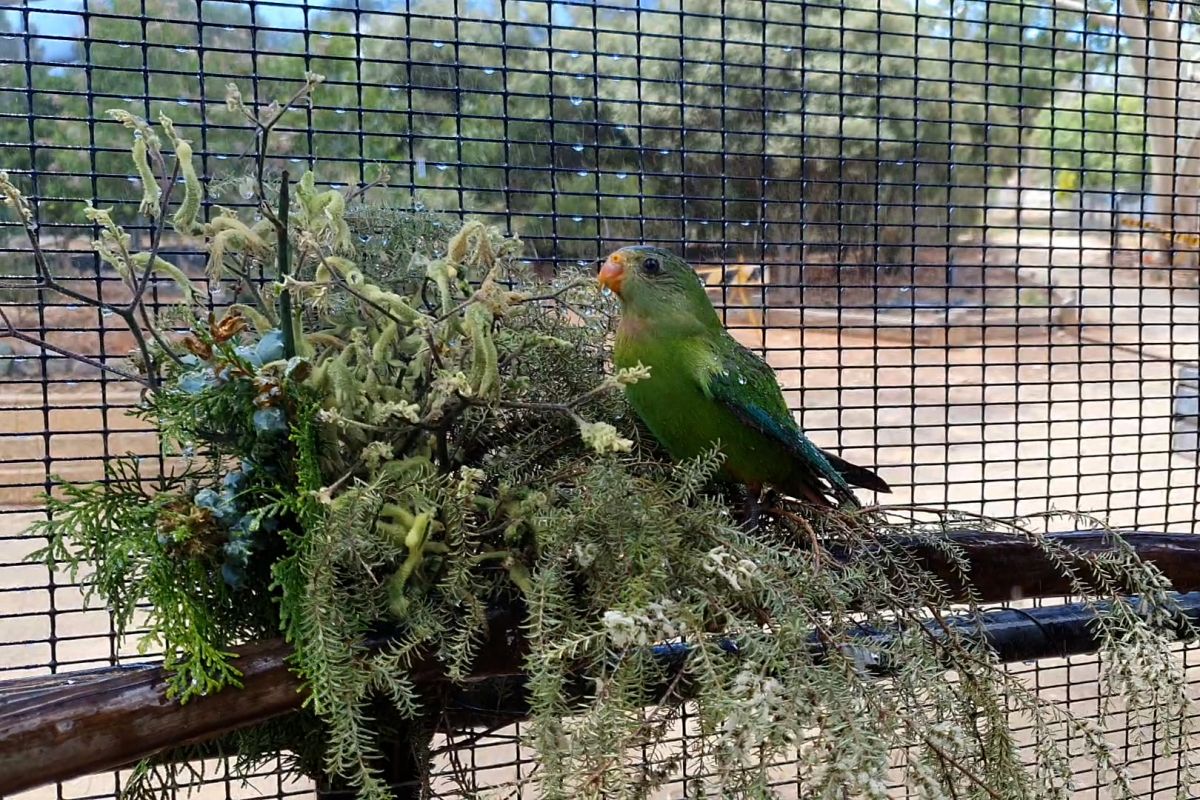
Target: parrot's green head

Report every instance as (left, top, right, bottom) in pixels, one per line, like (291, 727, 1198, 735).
(598, 246, 722, 333)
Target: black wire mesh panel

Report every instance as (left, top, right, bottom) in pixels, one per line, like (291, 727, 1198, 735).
(2, 0, 1199, 798)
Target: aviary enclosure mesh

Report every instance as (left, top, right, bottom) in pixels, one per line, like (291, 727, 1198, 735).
(2, 0, 1200, 797)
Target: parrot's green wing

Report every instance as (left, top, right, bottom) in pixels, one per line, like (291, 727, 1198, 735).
(703, 337, 883, 506)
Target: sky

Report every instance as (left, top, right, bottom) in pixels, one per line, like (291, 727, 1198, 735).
(2, 0, 342, 63)
(2, 0, 1127, 77)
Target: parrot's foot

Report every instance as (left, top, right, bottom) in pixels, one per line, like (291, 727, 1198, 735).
(770, 505, 825, 571)
(740, 490, 763, 530)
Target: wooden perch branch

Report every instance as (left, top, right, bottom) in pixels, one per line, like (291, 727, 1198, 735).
(0, 641, 302, 794)
(2, 529, 1200, 795)
(884, 529, 1200, 602)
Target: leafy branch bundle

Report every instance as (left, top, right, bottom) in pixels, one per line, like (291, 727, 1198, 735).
(3, 79, 1197, 800)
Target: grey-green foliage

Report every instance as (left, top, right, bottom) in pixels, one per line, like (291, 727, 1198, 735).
(526, 490, 1198, 799)
(1, 0, 1133, 263)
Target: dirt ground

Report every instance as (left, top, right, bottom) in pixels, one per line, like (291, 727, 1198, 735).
(3, 248, 1200, 797)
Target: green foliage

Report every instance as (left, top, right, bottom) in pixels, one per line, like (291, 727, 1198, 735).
(37, 457, 256, 697)
(23, 81, 1196, 800)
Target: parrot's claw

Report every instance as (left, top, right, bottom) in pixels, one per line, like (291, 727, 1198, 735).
(740, 491, 763, 531)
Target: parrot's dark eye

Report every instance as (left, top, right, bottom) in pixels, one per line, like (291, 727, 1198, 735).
(641, 257, 661, 275)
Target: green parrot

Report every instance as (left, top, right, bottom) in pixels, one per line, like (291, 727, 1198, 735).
(598, 246, 890, 510)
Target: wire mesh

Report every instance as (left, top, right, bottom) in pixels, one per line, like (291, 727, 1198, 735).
(2, 0, 1199, 797)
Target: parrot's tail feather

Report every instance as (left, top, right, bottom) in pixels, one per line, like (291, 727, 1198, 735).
(786, 479, 836, 509)
(830, 484, 861, 509)
(822, 451, 892, 495)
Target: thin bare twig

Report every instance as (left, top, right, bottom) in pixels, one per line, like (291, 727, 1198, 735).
(919, 734, 1006, 800)
(127, 159, 182, 312)
(342, 168, 392, 206)
(0, 306, 153, 388)
(224, 259, 276, 322)
(249, 79, 321, 230)
(0, 202, 160, 385)
(13, 210, 120, 312)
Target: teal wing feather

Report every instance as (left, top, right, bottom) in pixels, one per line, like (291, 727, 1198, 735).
(704, 337, 887, 506)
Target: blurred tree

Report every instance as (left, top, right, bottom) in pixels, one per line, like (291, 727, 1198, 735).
(1035, 89, 1146, 201)
(0, 0, 1125, 266)
(1040, 0, 1200, 258)
(619, 0, 1096, 266)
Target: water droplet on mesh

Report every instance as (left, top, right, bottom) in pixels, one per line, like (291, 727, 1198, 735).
(616, 172, 628, 179)
(740, 221, 751, 227)
(216, 154, 229, 160)
(574, 74, 587, 81)
(175, 47, 189, 54)
(435, 163, 449, 171)
(176, 99, 189, 106)
(577, 259, 589, 266)
(569, 96, 584, 107)
(899, 286, 912, 293)
(389, 86, 401, 92)
(658, 149, 669, 155)
(319, 32, 333, 40)
(118, 43, 132, 49)
(102, 309, 114, 317)
(66, 305, 79, 311)
(483, 68, 495, 75)
(289, 157, 304, 164)
(608, 53, 621, 61)
(432, 41, 446, 49)
(335, 108, 346, 115)
(783, 46, 794, 53)
(572, 216, 584, 223)
(576, 169, 588, 177)
(615, 125, 626, 132)
(127, 177, 140, 185)
(572, 144, 584, 152)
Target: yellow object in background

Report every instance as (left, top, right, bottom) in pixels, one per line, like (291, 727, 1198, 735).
(695, 262, 765, 327)
(1120, 216, 1200, 249)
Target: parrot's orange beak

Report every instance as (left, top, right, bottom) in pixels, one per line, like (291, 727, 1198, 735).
(598, 252, 627, 295)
